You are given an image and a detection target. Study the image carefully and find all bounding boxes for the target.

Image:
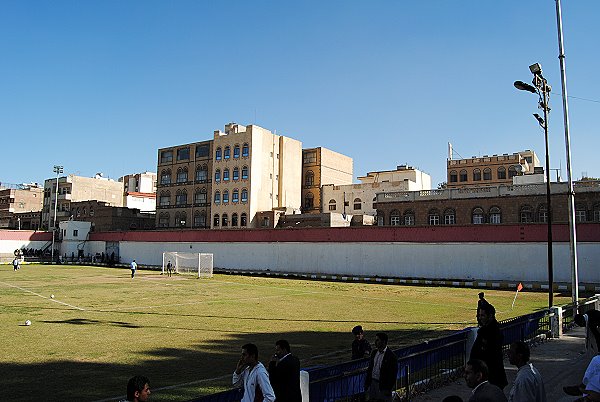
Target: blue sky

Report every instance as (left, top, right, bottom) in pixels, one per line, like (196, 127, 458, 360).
(1, 1, 598, 187)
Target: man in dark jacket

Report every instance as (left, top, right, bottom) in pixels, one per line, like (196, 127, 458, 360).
(365, 332, 398, 402)
(470, 303, 508, 390)
(352, 325, 372, 360)
(267, 339, 302, 402)
(575, 310, 600, 352)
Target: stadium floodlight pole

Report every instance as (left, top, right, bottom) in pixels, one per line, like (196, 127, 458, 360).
(555, 0, 578, 308)
(514, 63, 553, 310)
(51, 165, 63, 263)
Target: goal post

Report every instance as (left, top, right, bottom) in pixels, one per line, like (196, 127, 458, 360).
(162, 252, 213, 278)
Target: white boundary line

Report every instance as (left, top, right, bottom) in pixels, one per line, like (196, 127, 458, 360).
(0, 281, 86, 311)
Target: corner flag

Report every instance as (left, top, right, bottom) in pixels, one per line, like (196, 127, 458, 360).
(512, 283, 524, 309)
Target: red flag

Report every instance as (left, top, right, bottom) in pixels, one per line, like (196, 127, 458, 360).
(517, 282, 523, 292)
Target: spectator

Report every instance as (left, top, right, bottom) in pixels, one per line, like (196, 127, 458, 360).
(464, 359, 507, 402)
(13, 257, 21, 271)
(575, 310, 600, 353)
(124, 375, 151, 402)
(365, 332, 398, 402)
(477, 292, 491, 327)
(470, 303, 508, 390)
(352, 325, 372, 360)
(233, 343, 275, 402)
(268, 339, 302, 402)
(564, 354, 600, 399)
(507, 341, 546, 402)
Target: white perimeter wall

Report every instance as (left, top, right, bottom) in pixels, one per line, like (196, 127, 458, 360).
(0, 240, 50, 255)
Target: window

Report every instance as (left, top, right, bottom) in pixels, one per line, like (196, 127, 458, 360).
(82, 207, 87, 216)
(158, 213, 169, 228)
(449, 170, 458, 183)
(305, 171, 314, 186)
(215, 169, 221, 183)
(222, 190, 229, 204)
(175, 190, 187, 205)
(353, 198, 362, 210)
(489, 207, 501, 224)
(473, 169, 481, 181)
(196, 165, 208, 182)
(159, 192, 170, 206)
(176, 212, 187, 227)
(390, 210, 401, 226)
(233, 145, 240, 159)
(473, 207, 485, 224)
(160, 170, 171, 185)
(232, 189, 239, 203)
(222, 213, 229, 227)
(444, 208, 455, 225)
(195, 189, 207, 205)
(377, 213, 384, 226)
(223, 169, 230, 181)
(214, 191, 221, 204)
(304, 193, 314, 209)
(303, 151, 316, 164)
(498, 167, 507, 179)
(232, 213, 238, 226)
(404, 211, 415, 226)
(196, 144, 210, 158)
(160, 150, 173, 163)
(242, 166, 249, 179)
(177, 147, 190, 160)
(594, 204, 600, 222)
(241, 213, 247, 226)
(215, 147, 222, 160)
(242, 143, 249, 157)
(328, 199, 336, 211)
(483, 168, 492, 181)
(176, 168, 188, 183)
(73, 230, 78, 237)
(194, 212, 206, 228)
(428, 209, 440, 225)
(459, 170, 468, 182)
(241, 189, 248, 202)
(233, 167, 239, 181)
(508, 165, 519, 178)
(213, 214, 220, 227)
(576, 204, 587, 222)
(263, 217, 270, 227)
(519, 206, 533, 223)
(89, 207, 94, 217)
(538, 204, 548, 223)
(224, 146, 230, 159)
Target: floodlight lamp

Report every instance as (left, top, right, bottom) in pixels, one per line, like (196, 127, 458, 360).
(514, 81, 537, 93)
(529, 63, 543, 75)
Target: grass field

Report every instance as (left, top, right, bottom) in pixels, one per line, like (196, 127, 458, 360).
(0, 263, 570, 402)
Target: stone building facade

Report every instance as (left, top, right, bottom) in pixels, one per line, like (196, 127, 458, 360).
(0, 184, 44, 229)
(70, 200, 155, 232)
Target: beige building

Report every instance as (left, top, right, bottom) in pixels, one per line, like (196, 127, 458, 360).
(446, 150, 541, 188)
(42, 174, 124, 230)
(156, 140, 213, 228)
(302, 147, 353, 213)
(119, 171, 157, 212)
(321, 165, 432, 219)
(0, 184, 44, 229)
(211, 123, 302, 228)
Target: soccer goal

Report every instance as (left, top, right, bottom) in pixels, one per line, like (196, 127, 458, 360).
(162, 252, 214, 278)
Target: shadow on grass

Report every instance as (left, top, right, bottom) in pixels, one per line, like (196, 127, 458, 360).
(0, 328, 456, 402)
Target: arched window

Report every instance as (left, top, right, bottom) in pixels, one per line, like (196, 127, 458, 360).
(305, 171, 314, 186)
(483, 168, 492, 181)
(242, 143, 249, 157)
(176, 168, 188, 183)
(377, 212, 385, 226)
(175, 190, 187, 205)
(177, 212, 187, 227)
(473, 168, 481, 181)
(196, 165, 208, 182)
(473, 207, 485, 224)
(89, 207, 94, 217)
(82, 207, 87, 216)
(215, 147, 222, 160)
(449, 170, 458, 183)
(498, 166, 507, 179)
(489, 206, 501, 224)
(232, 213, 239, 226)
(594, 203, 600, 222)
(160, 169, 171, 185)
(213, 214, 220, 227)
(353, 198, 362, 210)
(233, 167, 239, 181)
(519, 205, 533, 223)
(214, 191, 221, 204)
(224, 146, 231, 159)
(223, 168, 230, 181)
(304, 192, 314, 209)
(241, 189, 248, 202)
(538, 204, 548, 223)
(222, 213, 229, 227)
(328, 199, 336, 211)
(232, 189, 239, 203)
(241, 166, 249, 179)
(459, 170, 468, 182)
(241, 213, 247, 226)
(222, 190, 229, 204)
(233, 145, 240, 159)
(215, 169, 221, 183)
(428, 208, 440, 225)
(195, 188, 207, 205)
(404, 210, 415, 226)
(159, 191, 170, 206)
(390, 210, 401, 226)
(444, 208, 456, 225)
(508, 165, 519, 178)
(194, 211, 206, 228)
(576, 203, 587, 222)
(158, 213, 169, 228)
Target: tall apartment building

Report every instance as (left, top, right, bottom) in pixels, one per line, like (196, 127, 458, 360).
(0, 184, 44, 229)
(302, 147, 353, 213)
(119, 171, 157, 212)
(42, 174, 124, 230)
(156, 140, 213, 228)
(446, 150, 541, 188)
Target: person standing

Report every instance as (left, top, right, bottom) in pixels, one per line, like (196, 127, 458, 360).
(166, 260, 173, 277)
(507, 341, 546, 402)
(365, 332, 398, 402)
(268, 339, 302, 402)
(470, 303, 508, 390)
(352, 325, 372, 360)
(13, 257, 21, 271)
(464, 359, 507, 402)
(574, 310, 600, 353)
(130, 260, 137, 279)
(477, 292, 491, 327)
(233, 343, 275, 402)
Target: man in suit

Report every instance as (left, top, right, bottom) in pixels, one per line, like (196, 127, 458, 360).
(470, 303, 508, 390)
(464, 359, 507, 402)
(365, 332, 398, 402)
(268, 339, 302, 402)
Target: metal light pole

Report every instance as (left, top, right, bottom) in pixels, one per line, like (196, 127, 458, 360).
(51, 165, 63, 263)
(514, 63, 554, 309)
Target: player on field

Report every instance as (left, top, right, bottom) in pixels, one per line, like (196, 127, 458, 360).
(166, 260, 173, 277)
(130, 260, 137, 278)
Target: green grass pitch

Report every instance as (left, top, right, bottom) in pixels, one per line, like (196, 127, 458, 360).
(0, 264, 568, 402)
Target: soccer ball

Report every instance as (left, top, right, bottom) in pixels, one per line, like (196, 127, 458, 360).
(25, 320, 31, 326)
(50, 294, 55, 299)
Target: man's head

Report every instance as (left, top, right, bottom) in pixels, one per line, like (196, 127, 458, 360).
(464, 359, 488, 389)
(478, 292, 485, 300)
(352, 325, 364, 340)
(478, 303, 496, 326)
(374, 332, 388, 352)
(574, 313, 586, 327)
(275, 339, 291, 358)
(241, 343, 259, 366)
(127, 376, 150, 402)
(508, 341, 530, 367)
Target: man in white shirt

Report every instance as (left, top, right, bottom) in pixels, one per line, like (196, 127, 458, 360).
(233, 343, 276, 402)
(130, 260, 137, 278)
(365, 332, 398, 402)
(507, 341, 546, 402)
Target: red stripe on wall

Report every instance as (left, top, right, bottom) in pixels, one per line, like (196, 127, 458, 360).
(0, 231, 52, 241)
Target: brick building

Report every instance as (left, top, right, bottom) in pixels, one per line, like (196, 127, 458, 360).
(0, 184, 43, 229)
(70, 200, 155, 232)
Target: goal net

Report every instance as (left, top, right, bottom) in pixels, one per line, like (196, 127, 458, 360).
(162, 252, 214, 278)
